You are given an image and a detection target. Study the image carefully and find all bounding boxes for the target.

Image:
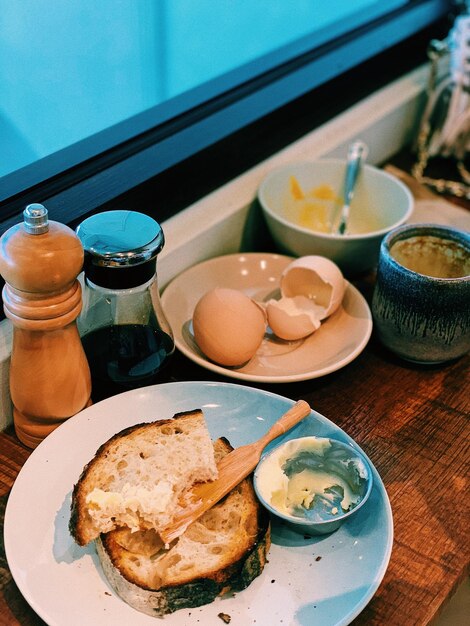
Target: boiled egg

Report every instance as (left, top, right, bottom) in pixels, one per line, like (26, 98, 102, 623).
(193, 287, 267, 366)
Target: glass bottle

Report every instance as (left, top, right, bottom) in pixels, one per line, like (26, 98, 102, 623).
(76, 210, 175, 402)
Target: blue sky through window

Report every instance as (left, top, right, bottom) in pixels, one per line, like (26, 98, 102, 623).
(0, 0, 407, 178)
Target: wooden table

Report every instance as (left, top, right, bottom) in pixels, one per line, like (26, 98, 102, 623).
(0, 172, 469, 625)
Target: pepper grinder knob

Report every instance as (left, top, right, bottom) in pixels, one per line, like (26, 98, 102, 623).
(23, 203, 50, 234)
(0, 203, 92, 448)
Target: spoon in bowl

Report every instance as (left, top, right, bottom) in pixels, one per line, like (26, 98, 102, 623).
(333, 140, 368, 235)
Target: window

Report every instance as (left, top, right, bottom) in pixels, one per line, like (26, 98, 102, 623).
(0, 0, 455, 232)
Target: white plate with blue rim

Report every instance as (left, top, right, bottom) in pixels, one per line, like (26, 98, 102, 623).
(5, 381, 393, 626)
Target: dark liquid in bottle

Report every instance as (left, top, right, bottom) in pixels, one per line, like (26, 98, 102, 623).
(81, 324, 174, 402)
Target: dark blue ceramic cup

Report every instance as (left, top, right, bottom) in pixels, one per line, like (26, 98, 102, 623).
(372, 223, 470, 364)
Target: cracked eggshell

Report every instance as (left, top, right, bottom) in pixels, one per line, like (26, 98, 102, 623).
(266, 295, 321, 341)
(193, 287, 267, 366)
(280, 256, 346, 321)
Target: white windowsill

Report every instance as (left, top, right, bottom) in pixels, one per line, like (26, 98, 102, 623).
(0, 63, 430, 430)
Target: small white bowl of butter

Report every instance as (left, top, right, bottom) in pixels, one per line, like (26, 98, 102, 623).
(254, 436, 373, 535)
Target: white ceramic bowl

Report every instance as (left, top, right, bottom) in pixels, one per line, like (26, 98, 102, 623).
(258, 159, 413, 275)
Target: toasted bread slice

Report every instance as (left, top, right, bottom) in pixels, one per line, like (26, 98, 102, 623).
(97, 438, 271, 616)
(69, 410, 218, 546)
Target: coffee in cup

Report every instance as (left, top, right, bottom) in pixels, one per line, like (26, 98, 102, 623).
(372, 224, 470, 364)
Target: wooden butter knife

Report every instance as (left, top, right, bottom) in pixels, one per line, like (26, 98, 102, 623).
(159, 399, 312, 544)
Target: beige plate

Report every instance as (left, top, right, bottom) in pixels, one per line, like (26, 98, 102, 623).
(161, 253, 372, 382)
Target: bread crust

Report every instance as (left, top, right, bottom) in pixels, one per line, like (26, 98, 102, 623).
(97, 522, 270, 616)
(69, 410, 212, 546)
(97, 439, 271, 616)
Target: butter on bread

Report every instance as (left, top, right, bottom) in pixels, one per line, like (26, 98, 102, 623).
(97, 438, 271, 616)
(69, 409, 218, 546)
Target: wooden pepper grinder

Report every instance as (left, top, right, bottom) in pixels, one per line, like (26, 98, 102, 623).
(0, 204, 92, 448)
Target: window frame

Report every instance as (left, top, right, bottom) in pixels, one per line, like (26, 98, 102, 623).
(0, 0, 453, 233)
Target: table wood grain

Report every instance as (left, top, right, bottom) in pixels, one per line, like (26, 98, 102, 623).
(0, 177, 468, 626)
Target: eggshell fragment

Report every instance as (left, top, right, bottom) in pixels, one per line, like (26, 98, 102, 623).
(266, 296, 321, 340)
(193, 287, 267, 366)
(280, 256, 346, 320)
